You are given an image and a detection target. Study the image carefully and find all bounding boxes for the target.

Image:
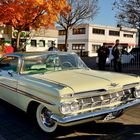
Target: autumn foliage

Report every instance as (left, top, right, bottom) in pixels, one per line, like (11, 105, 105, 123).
(0, 0, 68, 50)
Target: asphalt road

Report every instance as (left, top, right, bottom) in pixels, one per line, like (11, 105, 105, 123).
(1, 99, 140, 140)
(0, 57, 140, 140)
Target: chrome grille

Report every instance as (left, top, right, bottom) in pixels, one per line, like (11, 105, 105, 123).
(79, 97, 93, 109)
(77, 88, 134, 110)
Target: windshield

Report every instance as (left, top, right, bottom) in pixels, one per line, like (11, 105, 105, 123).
(21, 53, 88, 74)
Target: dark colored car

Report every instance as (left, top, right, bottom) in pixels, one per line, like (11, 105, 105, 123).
(130, 48, 140, 63)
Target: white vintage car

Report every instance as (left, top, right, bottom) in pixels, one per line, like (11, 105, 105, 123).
(96, 48, 135, 65)
(0, 51, 140, 133)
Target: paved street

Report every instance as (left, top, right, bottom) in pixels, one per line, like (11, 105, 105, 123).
(1, 99, 140, 140)
(0, 57, 140, 140)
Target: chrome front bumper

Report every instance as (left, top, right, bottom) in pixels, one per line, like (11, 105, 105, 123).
(51, 99, 140, 125)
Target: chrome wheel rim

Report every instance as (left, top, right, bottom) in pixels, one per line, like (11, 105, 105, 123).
(40, 107, 55, 127)
(36, 104, 57, 133)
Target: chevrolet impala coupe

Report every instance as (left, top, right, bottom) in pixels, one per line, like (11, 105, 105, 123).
(0, 51, 140, 133)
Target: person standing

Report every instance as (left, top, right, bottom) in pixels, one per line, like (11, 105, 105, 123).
(112, 39, 122, 72)
(97, 43, 109, 70)
(48, 41, 58, 51)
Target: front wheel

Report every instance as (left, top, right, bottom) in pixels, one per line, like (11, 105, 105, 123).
(36, 104, 57, 133)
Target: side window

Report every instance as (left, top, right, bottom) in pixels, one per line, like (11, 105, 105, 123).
(46, 55, 60, 68)
(39, 40, 45, 47)
(46, 55, 55, 67)
(31, 40, 37, 47)
(0, 56, 18, 72)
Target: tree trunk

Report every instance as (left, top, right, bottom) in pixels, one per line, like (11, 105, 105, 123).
(64, 28, 69, 52)
(16, 31, 21, 52)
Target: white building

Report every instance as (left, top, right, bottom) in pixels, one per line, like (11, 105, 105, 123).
(13, 27, 58, 52)
(58, 24, 137, 57)
(0, 25, 58, 52)
(0, 25, 13, 43)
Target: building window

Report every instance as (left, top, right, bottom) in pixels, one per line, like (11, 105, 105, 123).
(39, 40, 45, 47)
(73, 28, 86, 34)
(48, 40, 56, 48)
(92, 28, 105, 35)
(31, 40, 37, 47)
(48, 40, 53, 48)
(72, 44, 85, 50)
(123, 34, 133, 38)
(109, 30, 120, 36)
(92, 44, 101, 53)
(59, 30, 66, 35)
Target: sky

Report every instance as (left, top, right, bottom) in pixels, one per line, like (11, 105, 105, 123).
(92, 0, 117, 26)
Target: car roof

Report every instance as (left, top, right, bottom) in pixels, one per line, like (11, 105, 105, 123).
(130, 48, 140, 52)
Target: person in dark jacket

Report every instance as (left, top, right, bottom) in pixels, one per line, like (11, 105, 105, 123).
(48, 46, 58, 51)
(97, 43, 109, 70)
(48, 41, 58, 51)
(112, 39, 122, 72)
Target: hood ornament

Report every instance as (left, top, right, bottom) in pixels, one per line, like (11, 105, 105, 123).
(110, 83, 118, 87)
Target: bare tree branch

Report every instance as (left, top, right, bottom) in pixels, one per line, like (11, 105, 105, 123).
(113, 0, 140, 29)
(57, 0, 99, 51)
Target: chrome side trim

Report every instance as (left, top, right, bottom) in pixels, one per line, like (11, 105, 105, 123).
(0, 83, 55, 106)
(51, 99, 140, 124)
(123, 82, 139, 89)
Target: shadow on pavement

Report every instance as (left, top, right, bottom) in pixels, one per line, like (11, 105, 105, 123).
(0, 99, 140, 140)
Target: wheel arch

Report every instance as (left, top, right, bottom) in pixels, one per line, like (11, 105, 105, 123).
(27, 100, 40, 115)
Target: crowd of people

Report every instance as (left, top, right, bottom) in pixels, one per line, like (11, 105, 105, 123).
(97, 39, 123, 72)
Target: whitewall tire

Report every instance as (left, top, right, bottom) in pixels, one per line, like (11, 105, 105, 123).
(36, 104, 57, 133)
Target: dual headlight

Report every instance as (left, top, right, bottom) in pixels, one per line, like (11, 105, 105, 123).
(59, 101, 80, 115)
(133, 88, 140, 98)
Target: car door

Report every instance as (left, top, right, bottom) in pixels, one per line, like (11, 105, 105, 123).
(121, 50, 133, 63)
(0, 56, 19, 106)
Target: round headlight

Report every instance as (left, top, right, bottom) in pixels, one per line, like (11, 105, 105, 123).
(60, 103, 71, 115)
(70, 102, 80, 112)
(134, 89, 140, 98)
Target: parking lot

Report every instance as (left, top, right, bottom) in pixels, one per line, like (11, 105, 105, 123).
(0, 56, 140, 140)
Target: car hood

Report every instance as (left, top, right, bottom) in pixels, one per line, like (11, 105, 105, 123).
(27, 69, 139, 93)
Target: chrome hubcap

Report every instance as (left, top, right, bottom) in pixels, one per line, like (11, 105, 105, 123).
(41, 108, 55, 127)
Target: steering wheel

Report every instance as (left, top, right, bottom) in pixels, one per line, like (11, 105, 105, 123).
(61, 61, 74, 68)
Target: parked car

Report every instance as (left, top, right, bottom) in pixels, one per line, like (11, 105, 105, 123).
(130, 48, 140, 63)
(0, 52, 140, 133)
(96, 48, 135, 65)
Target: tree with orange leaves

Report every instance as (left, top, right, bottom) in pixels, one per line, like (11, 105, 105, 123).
(0, 0, 68, 51)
